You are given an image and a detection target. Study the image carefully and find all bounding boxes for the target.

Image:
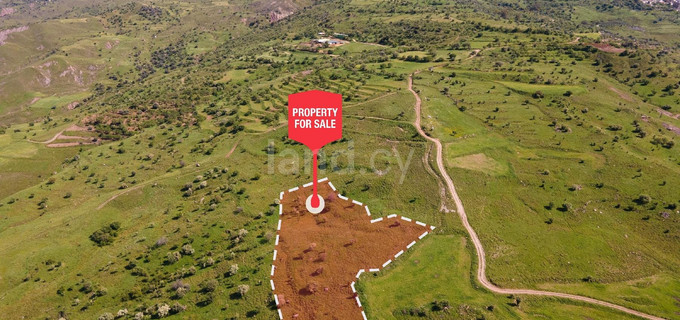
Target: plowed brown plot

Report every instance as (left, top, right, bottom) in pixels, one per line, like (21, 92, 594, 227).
(273, 180, 433, 319)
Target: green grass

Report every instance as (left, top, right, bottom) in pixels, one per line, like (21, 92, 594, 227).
(0, 0, 679, 319)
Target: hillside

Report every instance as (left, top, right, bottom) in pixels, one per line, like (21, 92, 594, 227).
(0, 0, 678, 319)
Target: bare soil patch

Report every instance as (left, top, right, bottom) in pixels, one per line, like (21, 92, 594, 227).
(663, 123, 680, 136)
(274, 181, 432, 319)
(0, 26, 28, 45)
(657, 108, 680, 119)
(588, 43, 625, 53)
(608, 86, 633, 102)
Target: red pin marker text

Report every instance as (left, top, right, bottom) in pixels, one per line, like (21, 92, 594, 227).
(288, 90, 343, 213)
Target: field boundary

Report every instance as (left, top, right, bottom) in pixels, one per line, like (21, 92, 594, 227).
(272, 177, 435, 319)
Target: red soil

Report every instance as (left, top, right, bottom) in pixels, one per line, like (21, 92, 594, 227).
(273, 181, 432, 319)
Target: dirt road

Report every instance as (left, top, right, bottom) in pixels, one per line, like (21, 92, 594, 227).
(407, 74, 665, 320)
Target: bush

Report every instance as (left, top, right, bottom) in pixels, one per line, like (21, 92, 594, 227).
(651, 136, 674, 149)
(228, 264, 239, 276)
(89, 222, 121, 246)
(636, 194, 651, 205)
(238, 284, 250, 297)
(431, 300, 450, 311)
(155, 236, 168, 247)
(180, 244, 195, 255)
(200, 279, 218, 293)
(166, 251, 182, 264)
(157, 304, 170, 318)
(98, 313, 114, 320)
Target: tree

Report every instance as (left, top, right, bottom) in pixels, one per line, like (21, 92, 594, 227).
(180, 244, 194, 255)
(200, 279, 218, 293)
(90, 222, 121, 246)
(238, 284, 250, 297)
(228, 264, 239, 276)
(636, 194, 651, 205)
(98, 313, 114, 320)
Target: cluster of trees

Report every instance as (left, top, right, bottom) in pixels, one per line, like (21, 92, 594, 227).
(89, 222, 121, 246)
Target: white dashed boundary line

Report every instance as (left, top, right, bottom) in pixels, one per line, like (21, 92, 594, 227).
(351, 214, 434, 313)
(407, 240, 417, 249)
(272, 178, 436, 320)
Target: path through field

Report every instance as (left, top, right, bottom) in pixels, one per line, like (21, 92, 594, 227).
(407, 74, 665, 320)
(97, 140, 240, 210)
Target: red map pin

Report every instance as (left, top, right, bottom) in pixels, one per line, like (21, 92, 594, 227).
(288, 90, 343, 213)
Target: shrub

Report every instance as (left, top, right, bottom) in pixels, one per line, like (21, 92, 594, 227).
(172, 279, 190, 291)
(238, 284, 250, 297)
(166, 251, 181, 264)
(157, 304, 170, 318)
(98, 313, 114, 320)
(636, 194, 651, 205)
(651, 136, 674, 149)
(180, 244, 194, 255)
(200, 279, 218, 293)
(228, 264, 239, 276)
(199, 257, 215, 268)
(155, 236, 168, 247)
(117, 309, 128, 317)
(171, 302, 187, 314)
(431, 300, 450, 311)
(89, 222, 121, 246)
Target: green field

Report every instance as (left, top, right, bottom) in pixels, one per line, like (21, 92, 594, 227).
(0, 0, 679, 319)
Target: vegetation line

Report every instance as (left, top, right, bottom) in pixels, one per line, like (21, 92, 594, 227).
(408, 73, 665, 320)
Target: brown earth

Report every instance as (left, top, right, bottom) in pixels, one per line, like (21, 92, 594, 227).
(588, 42, 626, 53)
(273, 181, 432, 319)
(663, 122, 680, 136)
(608, 86, 633, 102)
(657, 107, 680, 119)
(0, 7, 15, 17)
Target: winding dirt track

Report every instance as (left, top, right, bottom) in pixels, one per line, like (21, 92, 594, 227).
(407, 74, 665, 320)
